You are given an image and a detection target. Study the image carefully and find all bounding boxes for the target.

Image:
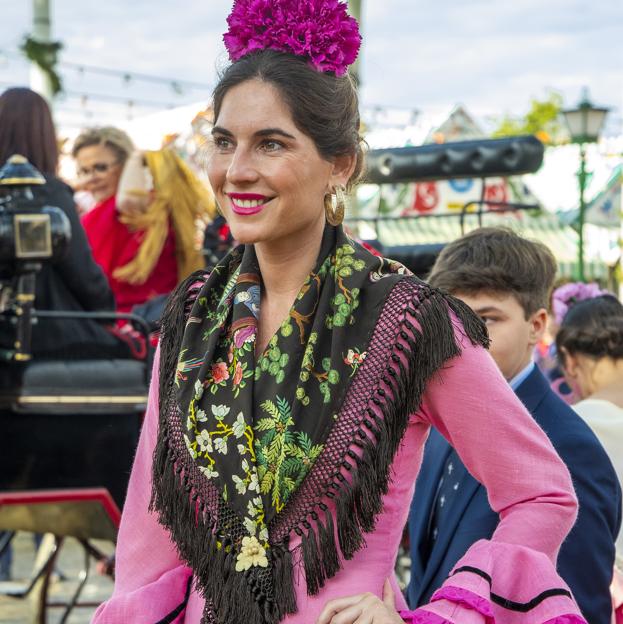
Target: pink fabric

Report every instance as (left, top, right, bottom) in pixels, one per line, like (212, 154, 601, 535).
(399, 610, 456, 623)
(431, 587, 493, 618)
(93, 324, 584, 623)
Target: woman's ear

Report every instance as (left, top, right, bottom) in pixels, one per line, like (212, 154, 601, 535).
(329, 152, 357, 190)
(560, 347, 578, 378)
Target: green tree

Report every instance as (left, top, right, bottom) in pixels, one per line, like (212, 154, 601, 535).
(492, 92, 564, 145)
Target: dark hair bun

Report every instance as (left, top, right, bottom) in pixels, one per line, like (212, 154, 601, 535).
(556, 295, 623, 360)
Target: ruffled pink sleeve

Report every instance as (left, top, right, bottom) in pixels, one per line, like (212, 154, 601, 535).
(401, 327, 586, 624)
(92, 348, 193, 624)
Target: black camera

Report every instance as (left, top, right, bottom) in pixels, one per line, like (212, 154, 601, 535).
(0, 155, 71, 361)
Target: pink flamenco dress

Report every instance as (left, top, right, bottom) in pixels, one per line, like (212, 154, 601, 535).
(93, 293, 586, 623)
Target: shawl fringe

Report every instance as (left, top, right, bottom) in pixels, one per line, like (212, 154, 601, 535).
(296, 282, 489, 594)
(151, 275, 488, 623)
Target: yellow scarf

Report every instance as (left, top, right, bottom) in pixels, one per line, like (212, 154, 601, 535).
(113, 149, 215, 285)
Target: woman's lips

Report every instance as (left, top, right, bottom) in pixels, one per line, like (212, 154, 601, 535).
(228, 194, 272, 215)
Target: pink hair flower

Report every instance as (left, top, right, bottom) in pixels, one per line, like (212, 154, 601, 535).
(223, 0, 361, 76)
(551, 281, 609, 325)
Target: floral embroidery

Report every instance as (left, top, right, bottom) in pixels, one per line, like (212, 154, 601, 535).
(235, 536, 268, 572)
(211, 361, 230, 384)
(296, 332, 341, 404)
(256, 336, 289, 384)
(344, 348, 367, 377)
(176, 227, 396, 563)
(234, 285, 261, 317)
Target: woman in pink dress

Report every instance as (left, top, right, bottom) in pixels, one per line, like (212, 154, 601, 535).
(93, 2, 586, 623)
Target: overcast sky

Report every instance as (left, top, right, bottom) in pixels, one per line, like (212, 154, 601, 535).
(2, 0, 622, 136)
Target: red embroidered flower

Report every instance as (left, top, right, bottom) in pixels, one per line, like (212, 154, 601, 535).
(211, 361, 230, 384)
(233, 361, 244, 386)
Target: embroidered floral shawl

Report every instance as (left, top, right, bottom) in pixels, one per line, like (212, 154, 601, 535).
(152, 224, 487, 624)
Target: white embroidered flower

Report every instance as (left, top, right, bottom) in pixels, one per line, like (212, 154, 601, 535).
(196, 430, 213, 453)
(248, 470, 259, 493)
(235, 536, 268, 572)
(198, 465, 219, 479)
(259, 526, 269, 543)
(211, 404, 230, 421)
(232, 412, 246, 439)
(232, 474, 247, 495)
(237, 444, 247, 455)
(196, 408, 208, 422)
(243, 516, 257, 536)
(194, 379, 203, 398)
(186, 415, 193, 431)
(183, 434, 197, 459)
(247, 496, 263, 519)
(214, 436, 228, 455)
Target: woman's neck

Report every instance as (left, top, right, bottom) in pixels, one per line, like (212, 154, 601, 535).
(252, 218, 325, 356)
(586, 358, 623, 408)
(254, 218, 325, 302)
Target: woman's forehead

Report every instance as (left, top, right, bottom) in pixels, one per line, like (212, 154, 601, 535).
(216, 80, 296, 133)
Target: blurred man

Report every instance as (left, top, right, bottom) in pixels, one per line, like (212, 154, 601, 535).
(407, 227, 622, 624)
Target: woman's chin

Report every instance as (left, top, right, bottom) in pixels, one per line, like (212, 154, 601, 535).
(227, 223, 267, 246)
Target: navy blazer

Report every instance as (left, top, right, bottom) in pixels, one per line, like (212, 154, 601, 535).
(407, 365, 622, 624)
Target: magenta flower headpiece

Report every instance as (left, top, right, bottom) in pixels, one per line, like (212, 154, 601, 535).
(223, 0, 361, 76)
(552, 281, 610, 325)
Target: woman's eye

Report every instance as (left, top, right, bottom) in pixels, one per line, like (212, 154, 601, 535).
(214, 137, 233, 150)
(260, 140, 283, 152)
(481, 316, 496, 325)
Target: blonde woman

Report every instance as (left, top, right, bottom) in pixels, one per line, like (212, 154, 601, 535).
(73, 128, 213, 312)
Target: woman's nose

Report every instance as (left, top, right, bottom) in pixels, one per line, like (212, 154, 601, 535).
(226, 148, 259, 185)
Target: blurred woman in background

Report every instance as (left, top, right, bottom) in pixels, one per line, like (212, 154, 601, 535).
(557, 294, 623, 622)
(72, 127, 214, 313)
(0, 87, 123, 358)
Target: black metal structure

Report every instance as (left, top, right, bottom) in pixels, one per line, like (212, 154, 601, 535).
(364, 135, 545, 184)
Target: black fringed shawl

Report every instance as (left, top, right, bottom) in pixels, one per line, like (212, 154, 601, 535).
(151, 225, 488, 624)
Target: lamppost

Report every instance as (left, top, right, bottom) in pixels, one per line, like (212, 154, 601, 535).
(562, 89, 608, 281)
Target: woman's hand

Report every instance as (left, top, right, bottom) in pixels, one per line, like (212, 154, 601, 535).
(316, 579, 404, 624)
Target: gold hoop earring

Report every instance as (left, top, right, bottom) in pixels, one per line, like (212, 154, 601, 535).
(324, 185, 346, 226)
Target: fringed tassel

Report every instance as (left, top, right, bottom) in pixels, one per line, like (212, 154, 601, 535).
(445, 292, 490, 349)
(272, 542, 297, 617)
(153, 453, 272, 624)
(335, 485, 366, 559)
(322, 279, 488, 585)
(301, 525, 325, 595)
(317, 507, 341, 578)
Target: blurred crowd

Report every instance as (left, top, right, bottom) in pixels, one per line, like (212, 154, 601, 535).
(0, 87, 234, 359)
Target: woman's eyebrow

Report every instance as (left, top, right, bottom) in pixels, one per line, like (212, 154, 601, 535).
(254, 128, 296, 140)
(210, 126, 296, 140)
(211, 126, 233, 136)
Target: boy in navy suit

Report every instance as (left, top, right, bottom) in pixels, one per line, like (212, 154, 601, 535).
(407, 227, 621, 624)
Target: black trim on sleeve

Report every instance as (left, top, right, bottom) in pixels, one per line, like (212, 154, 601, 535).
(452, 565, 573, 612)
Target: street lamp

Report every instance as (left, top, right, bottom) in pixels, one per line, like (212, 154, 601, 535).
(562, 89, 609, 281)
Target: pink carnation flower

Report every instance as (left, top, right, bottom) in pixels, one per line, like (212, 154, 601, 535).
(223, 0, 361, 76)
(551, 281, 609, 325)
